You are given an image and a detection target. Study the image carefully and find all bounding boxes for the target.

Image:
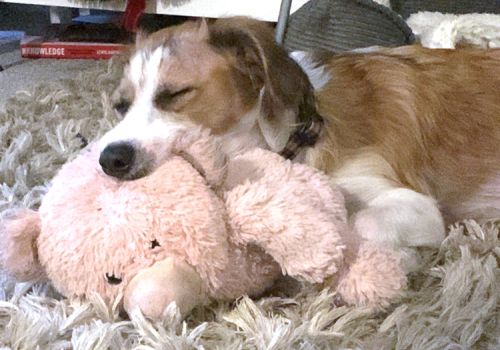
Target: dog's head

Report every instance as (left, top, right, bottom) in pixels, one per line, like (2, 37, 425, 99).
(99, 17, 317, 179)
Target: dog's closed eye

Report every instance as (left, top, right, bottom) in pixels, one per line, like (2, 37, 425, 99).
(154, 87, 194, 110)
(113, 100, 131, 116)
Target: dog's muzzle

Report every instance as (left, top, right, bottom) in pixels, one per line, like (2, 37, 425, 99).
(99, 142, 136, 179)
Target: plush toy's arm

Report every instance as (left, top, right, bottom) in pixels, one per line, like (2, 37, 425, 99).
(124, 258, 208, 321)
(223, 145, 286, 190)
(225, 149, 348, 283)
(158, 128, 227, 188)
(0, 209, 45, 281)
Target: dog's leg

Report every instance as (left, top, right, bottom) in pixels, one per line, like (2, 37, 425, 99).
(332, 155, 446, 273)
(351, 188, 445, 272)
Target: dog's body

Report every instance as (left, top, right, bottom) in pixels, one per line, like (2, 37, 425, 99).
(299, 46, 500, 269)
(99, 17, 500, 280)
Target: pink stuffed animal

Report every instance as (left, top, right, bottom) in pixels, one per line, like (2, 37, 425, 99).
(0, 130, 406, 320)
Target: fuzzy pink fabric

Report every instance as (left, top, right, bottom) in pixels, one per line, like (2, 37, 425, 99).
(1, 209, 43, 281)
(336, 243, 407, 308)
(225, 148, 348, 283)
(36, 143, 280, 303)
(1, 129, 406, 314)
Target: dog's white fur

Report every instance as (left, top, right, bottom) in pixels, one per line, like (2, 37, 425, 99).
(100, 48, 186, 156)
(289, 51, 332, 90)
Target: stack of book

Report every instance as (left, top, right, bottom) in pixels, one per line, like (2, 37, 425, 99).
(20, 14, 131, 59)
(21, 36, 128, 59)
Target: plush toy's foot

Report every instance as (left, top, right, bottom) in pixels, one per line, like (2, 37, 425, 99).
(335, 243, 407, 309)
(124, 258, 207, 321)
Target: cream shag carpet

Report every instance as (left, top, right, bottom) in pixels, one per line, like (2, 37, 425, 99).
(1, 37, 500, 350)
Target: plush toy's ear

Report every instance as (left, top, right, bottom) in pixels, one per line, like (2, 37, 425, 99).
(172, 128, 227, 188)
(0, 209, 45, 281)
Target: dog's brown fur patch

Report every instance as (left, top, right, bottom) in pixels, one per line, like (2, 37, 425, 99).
(307, 46, 500, 212)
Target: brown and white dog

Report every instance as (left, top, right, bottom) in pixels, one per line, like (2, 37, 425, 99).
(99, 17, 500, 284)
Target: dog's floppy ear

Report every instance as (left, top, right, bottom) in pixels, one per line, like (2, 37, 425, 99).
(172, 129, 227, 188)
(208, 17, 318, 152)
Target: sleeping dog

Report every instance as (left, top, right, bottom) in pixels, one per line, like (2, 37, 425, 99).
(98, 17, 500, 297)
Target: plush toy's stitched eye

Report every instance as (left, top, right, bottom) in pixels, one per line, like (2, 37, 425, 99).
(105, 273, 122, 285)
(150, 239, 160, 249)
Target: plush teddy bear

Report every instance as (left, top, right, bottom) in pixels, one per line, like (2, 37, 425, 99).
(0, 129, 406, 320)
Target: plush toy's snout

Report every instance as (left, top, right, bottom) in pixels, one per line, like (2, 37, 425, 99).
(124, 258, 207, 319)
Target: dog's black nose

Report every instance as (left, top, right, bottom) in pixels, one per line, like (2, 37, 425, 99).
(99, 142, 135, 178)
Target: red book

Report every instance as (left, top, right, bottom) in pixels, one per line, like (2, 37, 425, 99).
(20, 37, 128, 59)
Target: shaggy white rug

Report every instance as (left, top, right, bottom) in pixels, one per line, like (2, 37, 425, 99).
(407, 12, 500, 49)
(1, 15, 500, 350)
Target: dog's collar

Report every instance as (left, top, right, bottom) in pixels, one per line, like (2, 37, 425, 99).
(279, 112, 324, 160)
